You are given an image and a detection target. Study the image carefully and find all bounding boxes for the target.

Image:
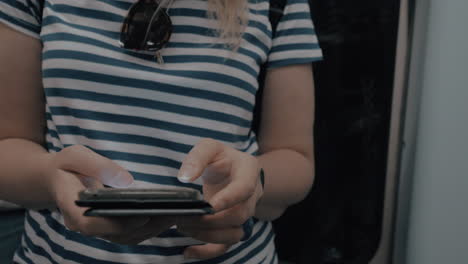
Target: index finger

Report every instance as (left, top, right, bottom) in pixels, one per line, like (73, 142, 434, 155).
(56, 145, 134, 188)
(177, 138, 224, 183)
(208, 154, 259, 212)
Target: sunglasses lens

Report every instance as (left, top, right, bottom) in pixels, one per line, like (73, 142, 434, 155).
(120, 1, 172, 51)
(146, 11, 172, 51)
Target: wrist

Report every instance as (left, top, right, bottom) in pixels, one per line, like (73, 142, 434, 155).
(255, 168, 265, 206)
(42, 152, 61, 207)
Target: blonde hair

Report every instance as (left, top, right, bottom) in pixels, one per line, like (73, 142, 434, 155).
(207, 0, 249, 49)
(161, 0, 249, 49)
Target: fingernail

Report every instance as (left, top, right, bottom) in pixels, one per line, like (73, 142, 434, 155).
(102, 170, 133, 188)
(114, 171, 134, 187)
(177, 172, 193, 183)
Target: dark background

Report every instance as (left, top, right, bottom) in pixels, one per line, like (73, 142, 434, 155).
(272, 0, 401, 263)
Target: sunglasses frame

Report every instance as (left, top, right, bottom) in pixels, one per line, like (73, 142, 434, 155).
(119, 0, 173, 53)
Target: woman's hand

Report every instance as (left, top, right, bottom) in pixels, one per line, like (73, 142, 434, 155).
(175, 138, 264, 260)
(45, 145, 176, 245)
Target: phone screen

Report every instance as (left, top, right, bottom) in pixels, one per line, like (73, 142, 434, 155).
(75, 188, 214, 216)
(78, 188, 202, 201)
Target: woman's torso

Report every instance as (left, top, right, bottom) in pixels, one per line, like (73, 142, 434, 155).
(15, 0, 277, 263)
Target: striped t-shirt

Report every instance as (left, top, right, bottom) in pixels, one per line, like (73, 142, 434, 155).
(0, 0, 322, 263)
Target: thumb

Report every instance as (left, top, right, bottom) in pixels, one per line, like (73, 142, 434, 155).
(55, 145, 134, 188)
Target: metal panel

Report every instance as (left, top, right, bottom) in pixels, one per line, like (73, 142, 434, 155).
(369, 0, 411, 263)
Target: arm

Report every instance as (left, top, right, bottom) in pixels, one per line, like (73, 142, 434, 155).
(174, 63, 316, 259)
(255, 63, 316, 220)
(0, 23, 174, 243)
(0, 22, 54, 209)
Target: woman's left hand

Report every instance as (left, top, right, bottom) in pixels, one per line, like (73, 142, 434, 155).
(175, 138, 264, 260)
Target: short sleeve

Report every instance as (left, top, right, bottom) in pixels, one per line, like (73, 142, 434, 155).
(0, 0, 43, 39)
(267, 0, 323, 68)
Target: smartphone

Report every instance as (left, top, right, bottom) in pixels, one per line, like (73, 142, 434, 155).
(75, 188, 214, 216)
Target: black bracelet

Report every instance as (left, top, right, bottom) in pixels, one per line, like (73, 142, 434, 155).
(259, 168, 265, 190)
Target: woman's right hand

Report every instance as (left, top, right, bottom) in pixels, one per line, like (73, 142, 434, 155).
(44, 145, 176, 245)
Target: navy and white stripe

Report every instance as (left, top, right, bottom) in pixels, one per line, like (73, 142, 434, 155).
(1, 0, 321, 263)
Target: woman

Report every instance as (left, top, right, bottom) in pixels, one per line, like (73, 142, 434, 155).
(0, 0, 322, 263)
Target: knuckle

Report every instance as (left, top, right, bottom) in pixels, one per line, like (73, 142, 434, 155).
(198, 138, 224, 151)
(61, 145, 83, 156)
(198, 137, 216, 146)
(69, 144, 89, 153)
(56, 145, 89, 168)
(245, 184, 256, 196)
(64, 219, 79, 233)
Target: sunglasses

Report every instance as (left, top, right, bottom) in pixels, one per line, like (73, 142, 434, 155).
(119, 0, 173, 63)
